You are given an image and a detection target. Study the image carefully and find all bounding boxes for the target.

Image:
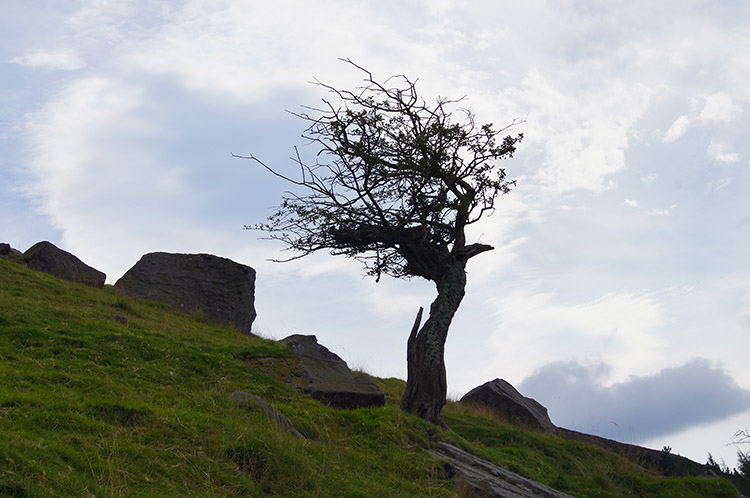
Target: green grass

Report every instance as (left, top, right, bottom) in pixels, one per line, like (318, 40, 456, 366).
(0, 258, 741, 497)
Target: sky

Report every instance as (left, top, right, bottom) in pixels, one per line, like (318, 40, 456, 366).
(1, 0, 749, 468)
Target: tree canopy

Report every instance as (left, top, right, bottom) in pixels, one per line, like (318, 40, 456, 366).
(238, 60, 522, 283)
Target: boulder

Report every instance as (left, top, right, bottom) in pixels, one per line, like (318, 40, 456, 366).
(460, 378, 556, 433)
(23, 241, 106, 288)
(280, 334, 385, 409)
(114, 252, 256, 334)
(0, 243, 22, 257)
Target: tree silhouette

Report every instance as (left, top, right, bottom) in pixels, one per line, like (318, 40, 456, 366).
(237, 60, 522, 426)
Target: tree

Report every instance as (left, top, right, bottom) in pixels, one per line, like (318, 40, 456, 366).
(236, 60, 522, 426)
(731, 430, 750, 476)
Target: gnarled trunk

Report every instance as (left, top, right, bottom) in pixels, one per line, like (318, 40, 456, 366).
(400, 262, 467, 427)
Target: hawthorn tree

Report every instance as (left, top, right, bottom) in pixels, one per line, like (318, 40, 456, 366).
(236, 60, 522, 426)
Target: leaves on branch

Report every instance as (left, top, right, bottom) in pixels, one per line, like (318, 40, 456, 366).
(237, 59, 522, 282)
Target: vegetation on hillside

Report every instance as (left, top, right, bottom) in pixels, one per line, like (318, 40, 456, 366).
(0, 258, 742, 497)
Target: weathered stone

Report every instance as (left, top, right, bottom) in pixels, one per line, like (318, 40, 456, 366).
(0, 243, 21, 257)
(460, 378, 556, 433)
(556, 427, 709, 477)
(23, 241, 106, 288)
(114, 252, 256, 334)
(231, 391, 305, 439)
(430, 442, 575, 498)
(280, 334, 385, 409)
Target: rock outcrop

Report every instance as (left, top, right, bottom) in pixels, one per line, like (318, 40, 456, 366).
(22, 241, 106, 288)
(114, 252, 257, 334)
(0, 243, 22, 257)
(461, 379, 709, 477)
(460, 378, 556, 433)
(430, 442, 575, 498)
(555, 427, 708, 477)
(280, 334, 385, 409)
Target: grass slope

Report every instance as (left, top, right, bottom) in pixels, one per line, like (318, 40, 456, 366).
(0, 259, 740, 497)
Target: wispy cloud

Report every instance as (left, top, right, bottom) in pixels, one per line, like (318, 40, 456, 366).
(707, 139, 740, 163)
(625, 199, 640, 208)
(10, 51, 86, 71)
(706, 177, 733, 194)
(640, 173, 658, 184)
(663, 115, 690, 142)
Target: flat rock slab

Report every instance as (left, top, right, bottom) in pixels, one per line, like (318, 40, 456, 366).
(430, 442, 575, 498)
(461, 378, 556, 433)
(114, 252, 256, 334)
(280, 334, 385, 409)
(23, 241, 106, 288)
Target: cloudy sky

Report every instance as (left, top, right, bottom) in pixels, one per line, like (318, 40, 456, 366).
(2, 0, 749, 467)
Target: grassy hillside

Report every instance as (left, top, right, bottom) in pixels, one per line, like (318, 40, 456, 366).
(0, 258, 740, 497)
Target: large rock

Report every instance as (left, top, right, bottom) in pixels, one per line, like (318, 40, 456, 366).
(280, 334, 385, 409)
(430, 442, 575, 498)
(23, 241, 106, 288)
(114, 252, 256, 334)
(0, 243, 22, 257)
(460, 378, 556, 433)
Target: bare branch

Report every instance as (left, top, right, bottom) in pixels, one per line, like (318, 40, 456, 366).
(239, 61, 522, 282)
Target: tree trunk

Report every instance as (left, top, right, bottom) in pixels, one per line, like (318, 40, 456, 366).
(400, 262, 467, 427)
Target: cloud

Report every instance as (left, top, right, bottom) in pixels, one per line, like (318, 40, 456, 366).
(707, 139, 740, 163)
(10, 51, 86, 71)
(663, 114, 690, 142)
(507, 70, 651, 195)
(486, 290, 669, 386)
(698, 92, 743, 125)
(706, 177, 732, 194)
(640, 173, 658, 184)
(645, 205, 678, 217)
(663, 93, 743, 150)
(519, 359, 750, 442)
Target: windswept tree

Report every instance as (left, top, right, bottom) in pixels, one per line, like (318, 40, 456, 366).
(236, 60, 522, 426)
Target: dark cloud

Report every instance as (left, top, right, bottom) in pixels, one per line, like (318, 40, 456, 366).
(518, 359, 750, 442)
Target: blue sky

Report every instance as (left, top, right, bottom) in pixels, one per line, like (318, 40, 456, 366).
(2, 0, 749, 467)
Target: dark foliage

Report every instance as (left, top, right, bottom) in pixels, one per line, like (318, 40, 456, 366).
(237, 59, 522, 283)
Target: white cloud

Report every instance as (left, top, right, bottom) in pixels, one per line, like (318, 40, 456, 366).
(486, 289, 668, 385)
(414, 0, 462, 17)
(707, 139, 740, 163)
(358, 277, 434, 318)
(645, 204, 678, 217)
(706, 177, 733, 194)
(698, 92, 743, 125)
(10, 50, 86, 71)
(663, 114, 690, 142)
(625, 199, 639, 208)
(119, 0, 444, 104)
(640, 173, 658, 184)
(506, 70, 651, 195)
